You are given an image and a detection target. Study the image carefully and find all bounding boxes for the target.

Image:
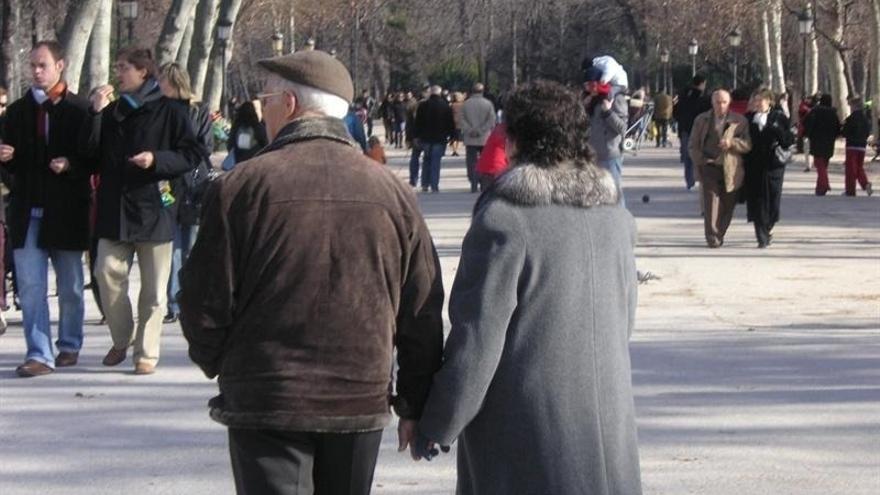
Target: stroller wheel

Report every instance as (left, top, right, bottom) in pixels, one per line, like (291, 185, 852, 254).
(623, 138, 635, 151)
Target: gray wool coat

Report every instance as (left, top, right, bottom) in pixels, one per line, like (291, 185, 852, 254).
(418, 162, 642, 495)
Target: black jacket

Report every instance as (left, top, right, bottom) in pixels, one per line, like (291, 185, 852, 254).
(744, 109, 793, 226)
(177, 100, 214, 226)
(83, 95, 202, 242)
(228, 122, 268, 164)
(414, 95, 455, 144)
(1, 89, 92, 250)
(842, 108, 871, 148)
(804, 105, 841, 159)
(673, 87, 712, 133)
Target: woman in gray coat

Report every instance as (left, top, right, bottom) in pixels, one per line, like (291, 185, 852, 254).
(415, 81, 642, 495)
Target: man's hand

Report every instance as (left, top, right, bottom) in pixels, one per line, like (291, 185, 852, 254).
(601, 98, 613, 112)
(91, 85, 114, 113)
(398, 419, 420, 460)
(129, 151, 155, 169)
(49, 157, 70, 174)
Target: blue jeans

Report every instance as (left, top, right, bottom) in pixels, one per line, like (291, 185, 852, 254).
(423, 142, 446, 191)
(167, 223, 199, 315)
(15, 213, 85, 366)
(409, 142, 426, 187)
(680, 130, 695, 189)
(599, 157, 625, 207)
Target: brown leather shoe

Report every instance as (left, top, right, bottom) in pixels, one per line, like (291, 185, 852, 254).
(134, 362, 155, 375)
(16, 360, 54, 377)
(55, 351, 79, 367)
(102, 347, 127, 366)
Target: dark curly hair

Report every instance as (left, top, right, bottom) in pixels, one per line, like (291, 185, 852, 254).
(504, 80, 594, 168)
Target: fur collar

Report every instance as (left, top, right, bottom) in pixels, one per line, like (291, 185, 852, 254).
(492, 162, 619, 208)
(260, 116, 357, 156)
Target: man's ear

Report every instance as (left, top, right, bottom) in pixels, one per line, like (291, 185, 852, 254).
(57, 59, 66, 74)
(285, 91, 298, 119)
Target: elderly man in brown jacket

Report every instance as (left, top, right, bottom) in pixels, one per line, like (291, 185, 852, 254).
(179, 51, 444, 495)
(688, 89, 752, 248)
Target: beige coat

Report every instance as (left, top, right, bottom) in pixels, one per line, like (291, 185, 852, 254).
(688, 110, 752, 193)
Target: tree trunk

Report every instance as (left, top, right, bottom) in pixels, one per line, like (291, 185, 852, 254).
(761, 9, 773, 89)
(828, 0, 850, 120)
(287, 0, 296, 53)
(769, 0, 785, 94)
(203, 0, 243, 113)
(870, 0, 880, 131)
(82, 0, 112, 93)
(58, 0, 103, 92)
(176, 17, 195, 66)
(155, 0, 200, 66)
(188, 0, 222, 100)
(0, 0, 21, 98)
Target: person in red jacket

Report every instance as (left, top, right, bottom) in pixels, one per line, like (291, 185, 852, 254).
(475, 124, 509, 190)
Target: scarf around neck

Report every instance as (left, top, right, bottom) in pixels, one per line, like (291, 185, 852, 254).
(114, 79, 162, 122)
(31, 81, 67, 105)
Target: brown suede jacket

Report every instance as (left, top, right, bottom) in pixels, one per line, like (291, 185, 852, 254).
(179, 116, 444, 433)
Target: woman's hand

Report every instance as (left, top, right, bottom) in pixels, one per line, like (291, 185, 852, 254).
(129, 151, 155, 169)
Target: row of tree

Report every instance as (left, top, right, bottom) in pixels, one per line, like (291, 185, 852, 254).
(2, 0, 880, 124)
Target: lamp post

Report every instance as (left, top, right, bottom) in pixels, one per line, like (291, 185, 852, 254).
(660, 48, 670, 94)
(688, 38, 699, 77)
(119, 0, 138, 45)
(217, 19, 233, 118)
(271, 32, 284, 57)
(727, 27, 742, 90)
(305, 38, 316, 51)
(798, 6, 813, 95)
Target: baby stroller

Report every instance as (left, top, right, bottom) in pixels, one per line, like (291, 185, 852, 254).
(623, 102, 654, 155)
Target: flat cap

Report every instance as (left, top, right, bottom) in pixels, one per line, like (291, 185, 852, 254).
(257, 50, 354, 104)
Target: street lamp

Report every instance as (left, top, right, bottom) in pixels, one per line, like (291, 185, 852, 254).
(727, 27, 742, 89)
(305, 38, 316, 51)
(688, 38, 699, 77)
(798, 6, 814, 95)
(119, 0, 138, 45)
(217, 19, 233, 118)
(271, 32, 284, 57)
(660, 48, 670, 94)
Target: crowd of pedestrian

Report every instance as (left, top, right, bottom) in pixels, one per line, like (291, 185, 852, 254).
(0, 29, 876, 495)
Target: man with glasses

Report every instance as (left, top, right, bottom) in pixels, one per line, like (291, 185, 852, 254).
(180, 50, 444, 494)
(0, 41, 91, 376)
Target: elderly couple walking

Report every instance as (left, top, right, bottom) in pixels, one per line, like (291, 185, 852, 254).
(180, 51, 642, 495)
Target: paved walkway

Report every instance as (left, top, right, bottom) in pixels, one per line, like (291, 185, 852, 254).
(1, 143, 878, 494)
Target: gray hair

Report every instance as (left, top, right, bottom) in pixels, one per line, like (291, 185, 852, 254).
(267, 73, 350, 119)
(430, 85, 443, 96)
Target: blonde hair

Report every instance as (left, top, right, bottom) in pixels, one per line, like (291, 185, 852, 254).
(159, 62, 195, 101)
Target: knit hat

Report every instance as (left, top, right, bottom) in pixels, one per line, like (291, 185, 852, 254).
(257, 50, 354, 104)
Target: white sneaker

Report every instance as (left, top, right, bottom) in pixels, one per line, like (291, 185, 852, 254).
(0, 312, 7, 336)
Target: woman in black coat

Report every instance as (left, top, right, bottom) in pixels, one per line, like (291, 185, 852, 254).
(84, 47, 201, 375)
(804, 93, 840, 195)
(744, 89, 794, 248)
(158, 62, 214, 323)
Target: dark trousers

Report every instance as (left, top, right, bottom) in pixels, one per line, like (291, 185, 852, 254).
(409, 142, 426, 187)
(229, 428, 383, 495)
(654, 119, 669, 146)
(465, 145, 484, 191)
(701, 164, 738, 247)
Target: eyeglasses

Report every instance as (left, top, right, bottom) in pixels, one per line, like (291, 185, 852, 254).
(256, 91, 285, 105)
